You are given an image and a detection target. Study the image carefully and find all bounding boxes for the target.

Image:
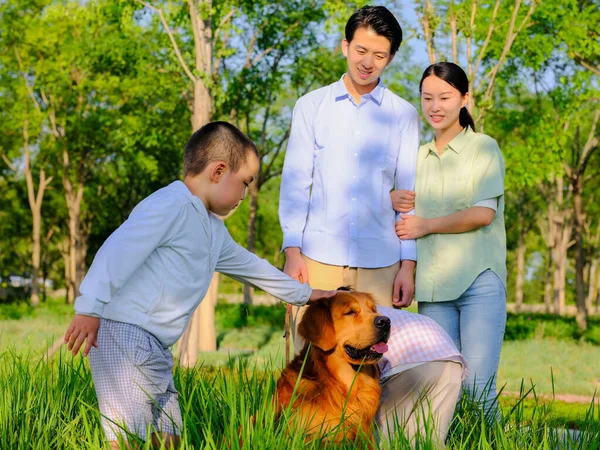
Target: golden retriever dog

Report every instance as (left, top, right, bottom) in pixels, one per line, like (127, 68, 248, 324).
(275, 289, 391, 444)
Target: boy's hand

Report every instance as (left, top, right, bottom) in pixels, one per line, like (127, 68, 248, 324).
(391, 190, 415, 213)
(64, 314, 100, 357)
(283, 247, 309, 284)
(307, 288, 338, 304)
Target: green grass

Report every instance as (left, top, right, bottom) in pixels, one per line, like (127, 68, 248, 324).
(0, 297, 72, 353)
(0, 350, 599, 449)
(1, 298, 600, 448)
(1, 298, 599, 399)
(498, 340, 600, 397)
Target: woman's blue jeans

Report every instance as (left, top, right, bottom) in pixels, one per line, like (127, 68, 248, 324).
(418, 269, 506, 418)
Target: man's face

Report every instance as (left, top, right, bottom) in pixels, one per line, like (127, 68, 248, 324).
(342, 27, 394, 91)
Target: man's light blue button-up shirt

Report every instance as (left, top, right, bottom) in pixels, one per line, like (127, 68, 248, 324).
(279, 76, 420, 268)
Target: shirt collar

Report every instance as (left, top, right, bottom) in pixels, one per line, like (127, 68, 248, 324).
(170, 180, 210, 219)
(425, 127, 473, 157)
(333, 74, 385, 106)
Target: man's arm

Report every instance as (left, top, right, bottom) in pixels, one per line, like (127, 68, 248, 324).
(279, 97, 315, 252)
(394, 108, 420, 262)
(74, 197, 180, 317)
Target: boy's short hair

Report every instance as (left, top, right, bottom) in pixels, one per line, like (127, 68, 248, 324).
(184, 121, 258, 177)
(345, 6, 403, 55)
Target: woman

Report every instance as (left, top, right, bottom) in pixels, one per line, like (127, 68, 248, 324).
(392, 62, 506, 419)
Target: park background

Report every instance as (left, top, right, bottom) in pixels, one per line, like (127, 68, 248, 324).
(0, 0, 599, 448)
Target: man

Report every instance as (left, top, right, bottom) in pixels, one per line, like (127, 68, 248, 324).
(279, 5, 420, 352)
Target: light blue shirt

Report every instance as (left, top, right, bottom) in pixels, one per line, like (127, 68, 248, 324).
(279, 76, 420, 268)
(75, 181, 312, 347)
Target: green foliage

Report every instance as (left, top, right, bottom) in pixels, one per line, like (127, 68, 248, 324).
(505, 313, 600, 345)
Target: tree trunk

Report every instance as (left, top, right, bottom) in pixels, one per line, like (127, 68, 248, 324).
(543, 250, 553, 313)
(551, 175, 572, 316)
(587, 259, 597, 314)
(30, 205, 41, 307)
(63, 178, 84, 303)
(243, 179, 259, 305)
(180, 1, 216, 364)
(515, 217, 526, 312)
(23, 119, 53, 307)
(191, 79, 212, 133)
(178, 273, 219, 365)
(58, 237, 71, 304)
(572, 176, 587, 329)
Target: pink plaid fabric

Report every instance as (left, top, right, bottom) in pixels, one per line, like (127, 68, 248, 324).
(377, 306, 469, 380)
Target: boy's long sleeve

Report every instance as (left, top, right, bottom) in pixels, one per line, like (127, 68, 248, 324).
(74, 198, 179, 317)
(279, 97, 315, 250)
(395, 109, 420, 262)
(216, 231, 312, 306)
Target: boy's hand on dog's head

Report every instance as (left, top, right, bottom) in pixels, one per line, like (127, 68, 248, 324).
(307, 288, 338, 304)
(64, 314, 100, 357)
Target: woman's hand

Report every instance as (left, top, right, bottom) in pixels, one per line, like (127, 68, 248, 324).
(395, 215, 431, 239)
(390, 190, 415, 213)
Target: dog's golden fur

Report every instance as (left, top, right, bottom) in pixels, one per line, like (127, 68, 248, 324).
(276, 290, 390, 443)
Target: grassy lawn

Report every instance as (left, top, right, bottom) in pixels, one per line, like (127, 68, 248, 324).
(1, 297, 600, 448)
(499, 340, 600, 398)
(1, 297, 598, 399)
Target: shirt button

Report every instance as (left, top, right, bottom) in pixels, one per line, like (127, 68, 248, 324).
(354, 152, 358, 156)
(353, 175, 357, 179)
(355, 130, 360, 135)
(351, 222, 355, 226)
(352, 197, 356, 201)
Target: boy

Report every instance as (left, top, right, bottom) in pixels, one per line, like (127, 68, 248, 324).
(64, 121, 337, 448)
(279, 6, 420, 352)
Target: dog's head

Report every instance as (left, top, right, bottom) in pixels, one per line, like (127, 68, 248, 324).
(298, 287, 391, 365)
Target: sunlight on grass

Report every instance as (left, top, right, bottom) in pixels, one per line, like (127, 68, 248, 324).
(0, 350, 598, 449)
(499, 340, 600, 397)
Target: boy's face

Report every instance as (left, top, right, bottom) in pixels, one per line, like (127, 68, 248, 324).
(210, 152, 259, 217)
(342, 27, 394, 91)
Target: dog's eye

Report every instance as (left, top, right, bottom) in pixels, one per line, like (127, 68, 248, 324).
(344, 310, 356, 316)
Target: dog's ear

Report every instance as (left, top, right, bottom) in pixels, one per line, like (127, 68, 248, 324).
(298, 299, 336, 352)
(336, 286, 353, 292)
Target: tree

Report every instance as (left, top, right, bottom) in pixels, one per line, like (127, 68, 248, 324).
(414, 0, 538, 126)
(136, 0, 369, 363)
(0, 0, 54, 306)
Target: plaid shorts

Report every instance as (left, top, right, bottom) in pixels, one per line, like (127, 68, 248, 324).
(89, 319, 183, 441)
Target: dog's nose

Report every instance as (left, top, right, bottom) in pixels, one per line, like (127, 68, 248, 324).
(374, 315, 391, 331)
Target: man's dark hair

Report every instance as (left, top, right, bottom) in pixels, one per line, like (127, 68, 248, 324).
(345, 6, 403, 55)
(184, 121, 258, 177)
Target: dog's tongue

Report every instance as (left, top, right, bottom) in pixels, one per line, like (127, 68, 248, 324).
(371, 342, 389, 354)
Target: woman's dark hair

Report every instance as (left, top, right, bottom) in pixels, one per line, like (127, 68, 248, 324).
(345, 6, 403, 55)
(419, 62, 475, 131)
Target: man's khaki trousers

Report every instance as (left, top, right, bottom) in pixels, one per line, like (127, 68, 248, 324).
(377, 361, 463, 449)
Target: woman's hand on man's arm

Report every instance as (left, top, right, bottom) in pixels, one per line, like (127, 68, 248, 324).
(390, 190, 415, 213)
(395, 206, 495, 239)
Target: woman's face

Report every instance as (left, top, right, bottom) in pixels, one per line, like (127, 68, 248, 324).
(420, 75, 467, 133)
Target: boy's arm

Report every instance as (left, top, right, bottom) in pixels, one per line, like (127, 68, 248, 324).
(394, 108, 420, 262)
(279, 97, 315, 252)
(74, 199, 180, 317)
(216, 231, 314, 306)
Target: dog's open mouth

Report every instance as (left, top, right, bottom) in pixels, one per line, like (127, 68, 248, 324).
(344, 341, 389, 361)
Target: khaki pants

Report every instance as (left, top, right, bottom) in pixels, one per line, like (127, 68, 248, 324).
(377, 361, 462, 449)
(291, 254, 400, 354)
